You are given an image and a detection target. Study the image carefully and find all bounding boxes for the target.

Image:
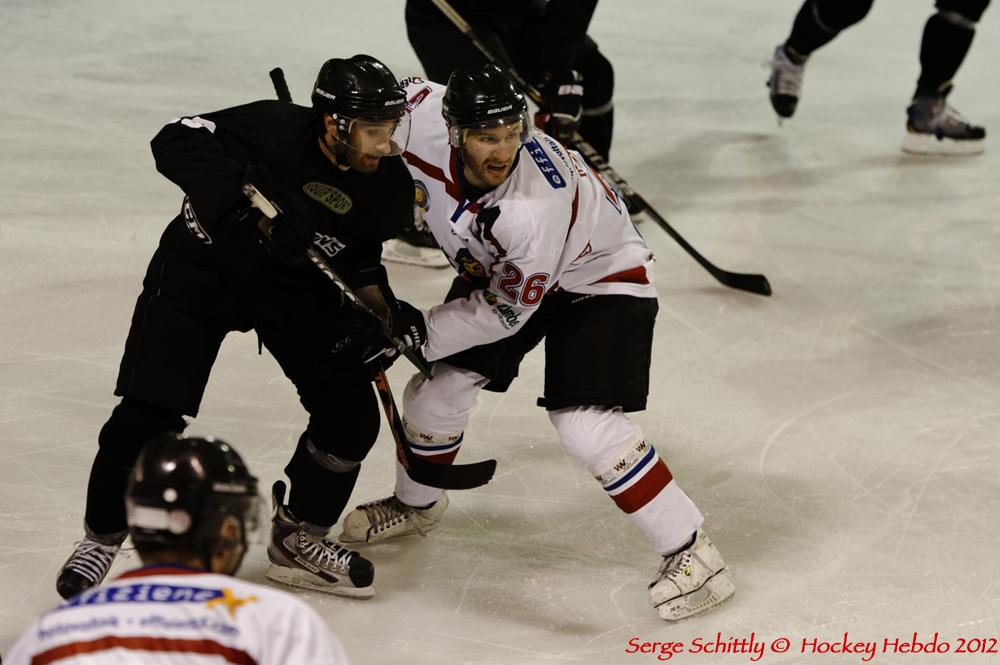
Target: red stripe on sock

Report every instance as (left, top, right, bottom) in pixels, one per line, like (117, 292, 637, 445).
(609, 459, 673, 514)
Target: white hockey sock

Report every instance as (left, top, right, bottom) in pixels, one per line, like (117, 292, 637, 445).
(395, 363, 488, 507)
(549, 406, 703, 554)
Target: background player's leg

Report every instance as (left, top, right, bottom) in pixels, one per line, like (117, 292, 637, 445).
(903, 0, 989, 154)
(768, 0, 875, 118)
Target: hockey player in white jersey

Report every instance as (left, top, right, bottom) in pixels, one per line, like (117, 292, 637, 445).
(341, 65, 735, 621)
(7, 434, 350, 664)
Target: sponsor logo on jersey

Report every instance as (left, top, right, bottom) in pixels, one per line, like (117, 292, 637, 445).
(414, 179, 430, 213)
(525, 138, 565, 189)
(405, 86, 432, 112)
(398, 75, 426, 88)
(313, 233, 346, 259)
(205, 588, 258, 618)
(543, 135, 570, 169)
(455, 248, 486, 278)
(182, 197, 212, 245)
(483, 290, 520, 329)
(303, 182, 353, 214)
(62, 583, 255, 618)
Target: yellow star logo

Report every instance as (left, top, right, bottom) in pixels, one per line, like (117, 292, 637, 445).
(206, 588, 258, 618)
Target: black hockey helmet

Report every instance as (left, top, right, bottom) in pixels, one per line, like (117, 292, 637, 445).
(126, 433, 263, 571)
(312, 54, 406, 120)
(443, 64, 531, 148)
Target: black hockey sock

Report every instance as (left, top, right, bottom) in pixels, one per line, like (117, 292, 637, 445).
(915, 12, 975, 97)
(85, 398, 186, 535)
(84, 448, 133, 535)
(786, 0, 874, 57)
(284, 433, 362, 528)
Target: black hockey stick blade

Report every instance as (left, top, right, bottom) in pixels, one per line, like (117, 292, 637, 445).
(640, 197, 772, 296)
(269, 67, 292, 103)
(374, 370, 496, 489)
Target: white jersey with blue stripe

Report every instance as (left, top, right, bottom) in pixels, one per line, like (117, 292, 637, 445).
(5, 565, 349, 665)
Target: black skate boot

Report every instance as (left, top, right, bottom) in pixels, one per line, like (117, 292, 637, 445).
(902, 87, 986, 155)
(56, 524, 128, 599)
(265, 481, 375, 598)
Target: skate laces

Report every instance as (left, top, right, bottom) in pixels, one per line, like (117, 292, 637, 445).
(361, 496, 427, 536)
(297, 532, 355, 572)
(658, 549, 694, 582)
(768, 46, 803, 96)
(65, 538, 119, 583)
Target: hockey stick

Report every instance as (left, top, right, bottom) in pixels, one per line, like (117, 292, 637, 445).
(426, 0, 772, 297)
(245, 183, 497, 490)
(269, 67, 292, 103)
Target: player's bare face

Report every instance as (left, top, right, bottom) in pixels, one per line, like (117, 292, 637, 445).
(344, 120, 399, 173)
(461, 124, 523, 190)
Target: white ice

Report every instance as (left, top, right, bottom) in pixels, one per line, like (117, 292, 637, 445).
(2, 1, 999, 663)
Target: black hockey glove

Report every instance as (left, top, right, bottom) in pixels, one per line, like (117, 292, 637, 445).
(243, 164, 316, 265)
(390, 300, 427, 350)
(264, 196, 315, 264)
(330, 310, 401, 378)
(534, 69, 584, 143)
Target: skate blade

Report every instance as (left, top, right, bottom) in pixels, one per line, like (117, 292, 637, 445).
(901, 132, 985, 156)
(338, 521, 441, 546)
(655, 570, 735, 621)
(265, 564, 375, 599)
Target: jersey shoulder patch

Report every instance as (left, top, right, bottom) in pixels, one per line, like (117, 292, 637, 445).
(524, 137, 567, 189)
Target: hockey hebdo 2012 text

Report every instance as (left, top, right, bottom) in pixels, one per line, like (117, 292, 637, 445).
(625, 631, 999, 662)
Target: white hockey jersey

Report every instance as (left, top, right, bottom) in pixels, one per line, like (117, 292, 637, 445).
(400, 77, 657, 362)
(5, 565, 350, 665)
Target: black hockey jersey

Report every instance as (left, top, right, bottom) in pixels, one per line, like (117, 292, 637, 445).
(151, 99, 414, 291)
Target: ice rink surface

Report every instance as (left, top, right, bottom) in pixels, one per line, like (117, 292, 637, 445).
(2, 1, 999, 663)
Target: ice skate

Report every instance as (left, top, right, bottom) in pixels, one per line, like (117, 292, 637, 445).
(266, 481, 375, 599)
(340, 493, 448, 544)
(382, 217, 450, 268)
(766, 44, 805, 120)
(648, 528, 735, 621)
(56, 525, 127, 599)
(901, 93, 986, 155)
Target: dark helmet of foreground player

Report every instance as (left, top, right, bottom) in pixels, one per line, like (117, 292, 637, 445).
(443, 64, 531, 148)
(312, 54, 410, 155)
(126, 433, 263, 573)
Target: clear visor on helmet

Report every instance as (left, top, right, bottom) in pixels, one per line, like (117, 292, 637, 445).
(448, 110, 532, 148)
(241, 493, 268, 547)
(336, 114, 411, 157)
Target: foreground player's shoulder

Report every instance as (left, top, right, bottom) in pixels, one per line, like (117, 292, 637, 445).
(520, 131, 578, 194)
(248, 583, 351, 664)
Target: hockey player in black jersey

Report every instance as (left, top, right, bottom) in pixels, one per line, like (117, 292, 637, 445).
(55, 54, 425, 601)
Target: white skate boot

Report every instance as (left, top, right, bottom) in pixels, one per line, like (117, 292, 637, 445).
(340, 493, 448, 544)
(56, 525, 128, 599)
(266, 481, 375, 598)
(648, 528, 735, 621)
